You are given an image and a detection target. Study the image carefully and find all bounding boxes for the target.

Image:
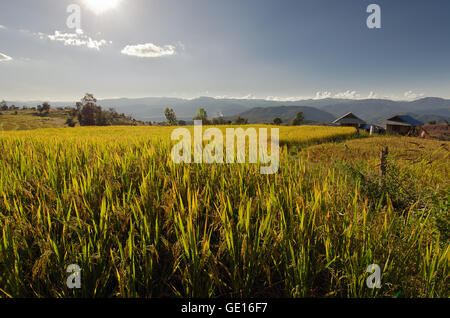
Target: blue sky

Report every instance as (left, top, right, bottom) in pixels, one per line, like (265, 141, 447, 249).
(0, 0, 449, 101)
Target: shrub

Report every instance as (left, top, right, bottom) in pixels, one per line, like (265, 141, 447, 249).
(273, 117, 283, 125)
(290, 112, 304, 126)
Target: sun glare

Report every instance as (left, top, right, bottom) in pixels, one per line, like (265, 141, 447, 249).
(83, 0, 122, 15)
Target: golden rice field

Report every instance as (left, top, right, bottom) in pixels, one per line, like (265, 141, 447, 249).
(0, 126, 448, 298)
(0, 124, 357, 144)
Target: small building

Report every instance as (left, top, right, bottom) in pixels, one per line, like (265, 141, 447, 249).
(385, 115, 424, 135)
(333, 112, 366, 128)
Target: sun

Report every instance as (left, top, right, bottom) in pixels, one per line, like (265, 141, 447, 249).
(83, 0, 122, 15)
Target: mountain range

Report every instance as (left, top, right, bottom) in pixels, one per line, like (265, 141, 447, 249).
(228, 106, 336, 124)
(6, 97, 450, 125)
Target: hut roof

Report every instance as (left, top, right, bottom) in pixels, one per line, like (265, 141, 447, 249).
(333, 112, 366, 125)
(386, 115, 424, 127)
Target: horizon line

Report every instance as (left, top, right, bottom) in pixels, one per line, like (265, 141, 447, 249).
(1, 95, 448, 104)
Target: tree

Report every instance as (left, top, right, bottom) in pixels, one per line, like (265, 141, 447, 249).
(40, 102, 51, 114)
(108, 108, 119, 119)
(164, 107, 178, 125)
(66, 107, 77, 118)
(78, 104, 98, 126)
(82, 94, 113, 126)
(96, 110, 113, 126)
(290, 112, 304, 126)
(234, 116, 249, 125)
(0, 100, 7, 111)
(193, 108, 208, 124)
(66, 118, 76, 127)
(273, 117, 283, 125)
(77, 93, 111, 126)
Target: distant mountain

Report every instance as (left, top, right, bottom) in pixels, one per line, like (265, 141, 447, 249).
(230, 106, 335, 124)
(94, 97, 347, 122)
(414, 108, 450, 118)
(99, 96, 253, 122)
(5, 96, 449, 125)
(413, 114, 449, 124)
(99, 96, 449, 124)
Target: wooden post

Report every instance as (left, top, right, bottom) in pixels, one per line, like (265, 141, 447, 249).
(379, 147, 388, 182)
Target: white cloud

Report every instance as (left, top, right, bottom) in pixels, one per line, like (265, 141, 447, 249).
(196, 91, 427, 102)
(213, 94, 310, 101)
(214, 94, 261, 100)
(121, 43, 176, 58)
(367, 91, 377, 99)
(46, 29, 110, 50)
(26, 28, 110, 50)
(241, 94, 257, 99)
(314, 90, 374, 100)
(266, 96, 308, 102)
(313, 91, 332, 99)
(0, 25, 6, 30)
(334, 90, 361, 99)
(403, 90, 425, 100)
(0, 52, 13, 62)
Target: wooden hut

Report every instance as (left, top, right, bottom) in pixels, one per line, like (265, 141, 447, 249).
(333, 112, 366, 128)
(385, 115, 424, 135)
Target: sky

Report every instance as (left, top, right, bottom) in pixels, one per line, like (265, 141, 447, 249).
(0, 0, 449, 101)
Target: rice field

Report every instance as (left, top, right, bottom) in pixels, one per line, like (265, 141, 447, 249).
(0, 126, 448, 298)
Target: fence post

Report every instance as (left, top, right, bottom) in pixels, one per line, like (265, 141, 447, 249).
(379, 147, 388, 184)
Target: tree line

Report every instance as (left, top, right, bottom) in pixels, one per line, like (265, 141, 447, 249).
(0, 100, 51, 114)
(1, 94, 139, 127)
(164, 107, 304, 126)
(67, 94, 139, 127)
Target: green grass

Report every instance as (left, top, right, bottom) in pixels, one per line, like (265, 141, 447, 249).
(0, 111, 69, 131)
(0, 126, 448, 298)
(0, 110, 143, 131)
